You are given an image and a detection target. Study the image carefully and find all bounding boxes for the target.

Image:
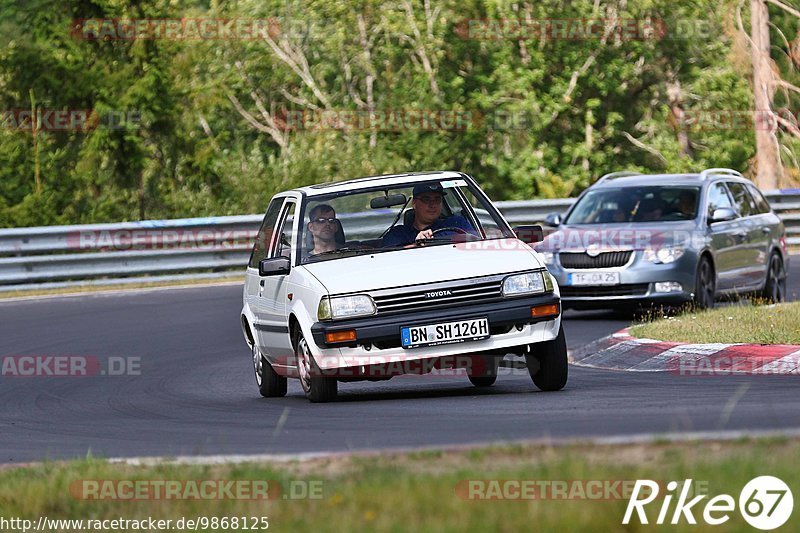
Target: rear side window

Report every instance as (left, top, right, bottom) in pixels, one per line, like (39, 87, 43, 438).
(706, 183, 735, 219)
(727, 182, 757, 218)
(249, 198, 285, 268)
(746, 184, 771, 214)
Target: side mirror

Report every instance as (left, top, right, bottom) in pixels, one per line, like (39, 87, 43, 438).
(544, 212, 562, 227)
(259, 256, 290, 276)
(709, 207, 737, 224)
(514, 225, 544, 244)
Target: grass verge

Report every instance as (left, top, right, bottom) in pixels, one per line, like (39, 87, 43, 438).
(0, 438, 797, 531)
(630, 301, 800, 344)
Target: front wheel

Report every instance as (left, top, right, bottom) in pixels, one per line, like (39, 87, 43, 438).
(760, 252, 786, 304)
(526, 326, 568, 391)
(693, 256, 716, 310)
(253, 344, 287, 398)
(293, 329, 337, 403)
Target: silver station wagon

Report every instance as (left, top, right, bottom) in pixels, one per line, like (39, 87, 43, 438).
(536, 168, 789, 311)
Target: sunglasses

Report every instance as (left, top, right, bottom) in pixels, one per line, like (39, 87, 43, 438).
(415, 195, 443, 205)
(311, 217, 337, 224)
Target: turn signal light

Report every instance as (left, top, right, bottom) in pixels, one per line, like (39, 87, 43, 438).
(325, 330, 357, 343)
(531, 303, 559, 317)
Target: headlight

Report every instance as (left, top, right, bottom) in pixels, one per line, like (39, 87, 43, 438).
(644, 247, 685, 264)
(502, 271, 546, 296)
(317, 295, 376, 320)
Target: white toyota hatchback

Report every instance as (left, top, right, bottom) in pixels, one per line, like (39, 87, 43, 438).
(241, 171, 567, 402)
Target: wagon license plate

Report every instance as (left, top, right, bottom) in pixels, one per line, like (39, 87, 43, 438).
(401, 317, 490, 349)
(567, 272, 620, 286)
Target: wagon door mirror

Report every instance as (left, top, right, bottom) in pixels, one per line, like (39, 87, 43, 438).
(544, 213, 562, 227)
(709, 207, 737, 224)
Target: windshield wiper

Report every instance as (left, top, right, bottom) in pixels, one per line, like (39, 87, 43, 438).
(306, 247, 370, 260)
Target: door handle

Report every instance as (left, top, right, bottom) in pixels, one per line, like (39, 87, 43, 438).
(734, 231, 748, 241)
(259, 280, 265, 287)
(761, 227, 771, 234)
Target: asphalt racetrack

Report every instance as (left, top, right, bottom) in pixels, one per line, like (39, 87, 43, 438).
(1, 259, 799, 463)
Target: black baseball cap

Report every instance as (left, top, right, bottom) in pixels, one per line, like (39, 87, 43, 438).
(412, 182, 447, 197)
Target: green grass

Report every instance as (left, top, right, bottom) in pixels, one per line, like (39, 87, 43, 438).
(0, 438, 798, 531)
(630, 301, 800, 344)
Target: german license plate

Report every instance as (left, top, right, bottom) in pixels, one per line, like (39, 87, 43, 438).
(567, 272, 620, 286)
(401, 317, 490, 349)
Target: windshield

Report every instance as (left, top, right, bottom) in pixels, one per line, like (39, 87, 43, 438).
(564, 186, 700, 225)
(299, 179, 513, 264)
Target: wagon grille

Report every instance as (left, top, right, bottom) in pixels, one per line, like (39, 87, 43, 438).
(560, 283, 649, 297)
(559, 250, 633, 269)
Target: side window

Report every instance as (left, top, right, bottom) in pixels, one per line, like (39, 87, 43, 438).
(272, 202, 297, 260)
(746, 184, 771, 214)
(248, 198, 284, 268)
(727, 182, 756, 218)
(706, 183, 735, 219)
(451, 186, 509, 238)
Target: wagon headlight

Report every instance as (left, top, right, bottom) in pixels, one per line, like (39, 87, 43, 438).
(502, 271, 547, 297)
(644, 247, 685, 264)
(317, 294, 376, 320)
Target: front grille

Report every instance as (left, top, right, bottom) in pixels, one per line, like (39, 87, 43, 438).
(370, 275, 506, 316)
(560, 283, 649, 297)
(559, 250, 633, 269)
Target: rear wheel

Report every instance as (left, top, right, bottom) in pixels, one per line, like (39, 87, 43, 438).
(693, 257, 716, 310)
(761, 252, 786, 304)
(253, 344, 287, 398)
(293, 329, 337, 403)
(526, 326, 568, 391)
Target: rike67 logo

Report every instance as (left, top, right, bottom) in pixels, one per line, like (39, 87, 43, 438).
(623, 476, 793, 530)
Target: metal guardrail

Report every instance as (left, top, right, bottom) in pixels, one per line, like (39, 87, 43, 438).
(0, 193, 797, 287)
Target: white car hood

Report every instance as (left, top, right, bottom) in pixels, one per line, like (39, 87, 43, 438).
(301, 239, 543, 294)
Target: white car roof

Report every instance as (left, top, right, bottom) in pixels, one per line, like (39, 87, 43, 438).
(292, 171, 466, 197)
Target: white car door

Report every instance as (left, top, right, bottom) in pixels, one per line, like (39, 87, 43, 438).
(253, 199, 298, 364)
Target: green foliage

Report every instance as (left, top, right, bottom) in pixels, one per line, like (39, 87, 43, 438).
(0, 0, 796, 227)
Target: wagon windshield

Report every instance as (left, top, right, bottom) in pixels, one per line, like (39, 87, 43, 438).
(298, 179, 513, 264)
(564, 186, 701, 225)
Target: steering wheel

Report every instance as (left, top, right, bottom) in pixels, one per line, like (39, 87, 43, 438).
(431, 227, 468, 236)
(415, 227, 474, 246)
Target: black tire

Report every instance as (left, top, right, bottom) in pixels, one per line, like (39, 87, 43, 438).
(253, 344, 287, 398)
(526, 326, 568, 391)
(467, 355, 500, 387)
(693, 256, 716, 310)
(293, 328, 337, 403)
(760, 252, 786, 304)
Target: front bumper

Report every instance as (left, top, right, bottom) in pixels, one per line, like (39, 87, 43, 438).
(311, 292, 560, 348)
(546, 250, 697, 309)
